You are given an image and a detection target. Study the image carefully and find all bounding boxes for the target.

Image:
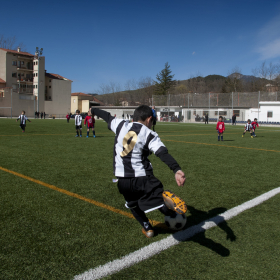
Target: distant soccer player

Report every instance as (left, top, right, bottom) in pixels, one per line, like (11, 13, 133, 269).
(75, 110, 82, 137)
(242, 119, 253, 138)
(84, 110, 96, 138)
(251, 118, 259, 137)
(66, 113, 70, 123)
(16, 110, 31, 132)
(88, 105, 187, 238)
(216, 116, 225, 141)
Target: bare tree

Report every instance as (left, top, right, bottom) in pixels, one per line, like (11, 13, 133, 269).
(0, 35, 25, 50)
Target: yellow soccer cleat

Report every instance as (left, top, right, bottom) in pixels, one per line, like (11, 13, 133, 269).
(163, 190, 187, 214)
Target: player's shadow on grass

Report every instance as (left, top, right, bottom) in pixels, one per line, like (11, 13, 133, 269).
(222, 140, 234, 141)
(155, 206, 236, 257)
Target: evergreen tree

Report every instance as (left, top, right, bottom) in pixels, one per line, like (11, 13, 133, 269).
(154, 62, 176, 95)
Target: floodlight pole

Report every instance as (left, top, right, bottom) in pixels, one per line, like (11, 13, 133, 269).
(258, 91, 260, 121)
(11, 88, 12, 118)
(232, 92, 233, 124)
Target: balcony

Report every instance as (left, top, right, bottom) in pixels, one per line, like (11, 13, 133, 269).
(17, 79, 33, 84)
(18, 89, 33, 94)
(17, 66, 33, 71)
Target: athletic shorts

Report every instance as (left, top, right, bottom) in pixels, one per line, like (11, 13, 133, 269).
(87, 124, 94, 129)
(75, 125, 82, 129)
(117, 175, 165, 213)
(217, 130, 223, 134)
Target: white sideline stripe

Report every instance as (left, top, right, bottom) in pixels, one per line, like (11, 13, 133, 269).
(74, 187, 280, 280)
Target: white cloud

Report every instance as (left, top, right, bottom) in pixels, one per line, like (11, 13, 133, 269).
(256, 14, 280, 59)
(192, 51, 196, 55)
(257, 38, 280, 60)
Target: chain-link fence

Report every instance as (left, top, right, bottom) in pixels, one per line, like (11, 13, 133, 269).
(152, 91, 279, 108)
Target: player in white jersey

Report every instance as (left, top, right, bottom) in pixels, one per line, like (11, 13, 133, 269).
(89, 105, 186, 238)
(74, 110, 83, 137)
(242, 119, 253, 138)
(16, 110, 31, 132)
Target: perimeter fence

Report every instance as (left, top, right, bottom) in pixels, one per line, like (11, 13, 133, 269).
(151, 91, 279, 108)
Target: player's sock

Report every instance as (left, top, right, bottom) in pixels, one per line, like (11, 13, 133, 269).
(218, 136, 220, 141)
(93, 131, 95, 136)
(76, 130, 79, 136)
(87, 131, 89, 137)
(221, 136, 223, 141)
(130, 207, 153, 231)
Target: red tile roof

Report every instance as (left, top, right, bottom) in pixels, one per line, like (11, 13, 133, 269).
(71, 92, 91, 96)
(45, 73, 72, 82)
(0, 48, 34, 57)
(0, 78, 6, 84)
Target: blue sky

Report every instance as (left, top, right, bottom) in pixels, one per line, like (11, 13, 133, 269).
(1, 0, 280, 93)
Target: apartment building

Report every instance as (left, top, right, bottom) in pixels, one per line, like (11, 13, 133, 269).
(0, 47, 72, 117)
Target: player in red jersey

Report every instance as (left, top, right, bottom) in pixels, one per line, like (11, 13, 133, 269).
(251, 118, 259, 137)
(84, 110, 96, 138)
(216, 116, 225, 141)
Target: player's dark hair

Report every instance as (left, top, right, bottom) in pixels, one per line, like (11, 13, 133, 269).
(22, 110, 25, 114)
(133, 105, 153, 122)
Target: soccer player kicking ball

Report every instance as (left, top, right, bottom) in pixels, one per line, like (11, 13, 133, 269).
(216, 116, 225, 141)
(242, 119, 253, 138)
(84, 110, 96, 138)
(89, 105, 187, 238)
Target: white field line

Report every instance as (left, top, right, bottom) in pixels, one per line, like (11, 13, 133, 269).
(74, 186, 280, 280)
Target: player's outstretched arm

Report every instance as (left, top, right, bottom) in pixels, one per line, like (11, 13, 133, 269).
(175, 170, 186, 186)
(90, 108, 113, 124)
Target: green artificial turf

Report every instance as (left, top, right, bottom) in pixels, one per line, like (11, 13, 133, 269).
(1, 118, 280, 279)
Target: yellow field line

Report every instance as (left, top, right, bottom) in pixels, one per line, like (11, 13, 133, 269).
(0, 166, 163, 227)
(162, 139, 280, 153)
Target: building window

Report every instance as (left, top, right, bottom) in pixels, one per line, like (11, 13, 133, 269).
(215, 111, 227, 116)
(49, 86, 51, 88)
(12, 73, 17, 78)
(203, 111, 209, 116)
(267, 111, 273, 118)
(233, 110, 240, 117)
(12, 61, 17, 66)
(49, 79, 51, 82)
(73, 99, 76, 103)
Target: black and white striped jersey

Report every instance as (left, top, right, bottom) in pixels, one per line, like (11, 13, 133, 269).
(18, 114, 28, 125)
(75, 115, 82, 126)
(91, 108, 181, 178)
(245, 123, 252, 131)
(110, 118, 166, 177)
